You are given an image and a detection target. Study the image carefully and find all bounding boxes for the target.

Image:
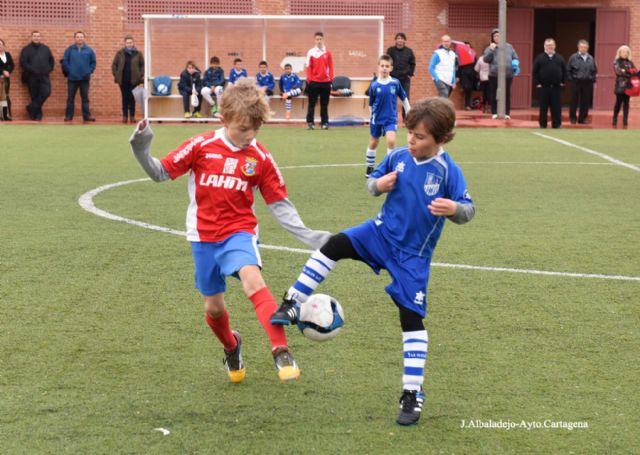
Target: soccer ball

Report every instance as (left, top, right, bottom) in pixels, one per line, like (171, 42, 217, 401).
(296, 294, 344, 342)
(156, 84, 169, 95)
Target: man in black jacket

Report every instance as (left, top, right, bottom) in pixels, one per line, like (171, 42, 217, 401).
(387, 33, 416, 120)
(533, 38, 567, 129)
(566, 39, 597, 124)
(20, 31, 54, 121)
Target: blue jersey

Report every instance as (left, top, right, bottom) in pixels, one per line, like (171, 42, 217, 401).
(369, 77, 407, 126)
(228, 68, 247, 84)
(279, 73, 302, 92)
(256, 71, 275, 91)
(370, 147, 473, 257)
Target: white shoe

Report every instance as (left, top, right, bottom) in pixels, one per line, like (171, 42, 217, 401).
(491, 114, 498, 120)
(505, 115, 511, 120)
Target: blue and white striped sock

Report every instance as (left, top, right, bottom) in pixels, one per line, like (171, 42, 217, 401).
(366, 148, 377, 167)
(285, 99, 292, 112)
(286, 250, 336, 303)
(402, 330, 428, 392)
(287, 88, 301, 98)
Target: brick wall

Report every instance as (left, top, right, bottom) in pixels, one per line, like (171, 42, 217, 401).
(0, 0, 636, 120)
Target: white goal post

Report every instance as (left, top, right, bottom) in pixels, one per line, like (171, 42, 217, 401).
(142, 14, 385, 122)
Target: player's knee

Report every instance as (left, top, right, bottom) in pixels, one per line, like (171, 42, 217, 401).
(320, 233, 356, 261)
(204, 296, 225, 318)
(238, 265, 266, 296)
(214, 86, 224, 96)
(398, 304, 424, 332)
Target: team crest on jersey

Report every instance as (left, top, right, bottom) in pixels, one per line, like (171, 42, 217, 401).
(223, 158, 238, 174)
(241, 158, 257, 177)
(424, 173, 443, 196)
(395, 162, 406, 173)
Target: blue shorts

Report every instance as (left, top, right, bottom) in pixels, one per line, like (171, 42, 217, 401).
(343, 220, 430, 317)
(191, 232, 262, 296)
(370, 122, 397, 138)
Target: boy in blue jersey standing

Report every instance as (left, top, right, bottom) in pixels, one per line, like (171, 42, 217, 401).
(272, 97, 475, 426)
(366, 54, 411, 176)
(228, 58, 247, 85)
(279, 63, 302, 120)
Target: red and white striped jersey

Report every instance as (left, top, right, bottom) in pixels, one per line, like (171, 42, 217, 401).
(160, 128, 287, 242)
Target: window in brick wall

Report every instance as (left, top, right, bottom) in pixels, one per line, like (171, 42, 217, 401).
(0, 0, 87, 26)
(448, 3, 498, 30)
(287, 0, 411, 31)
(124, 0, 256, 27)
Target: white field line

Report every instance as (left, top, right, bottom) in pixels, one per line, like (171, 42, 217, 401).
(78, 178, 640, 283)
(280, 161, 637, 169)
(532, 132, 640, 172)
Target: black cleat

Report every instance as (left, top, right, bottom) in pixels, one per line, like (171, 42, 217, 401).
(307, 123, 315, 130)
(273, 347, 300, 381)
(223, 330, 245, 383)
(365, 165, 375, 178)
(270, 295, 300, 325)
(396, 389, 425, 426)
(321, 123, 329, 130)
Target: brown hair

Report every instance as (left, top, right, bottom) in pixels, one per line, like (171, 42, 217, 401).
(220, 78, 270, 129)
(378, 54, 393, 64)
(123, 35, 133, 41)
(405, 97, 456, 144)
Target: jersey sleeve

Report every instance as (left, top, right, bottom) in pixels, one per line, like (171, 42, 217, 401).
(446, 162, 473, 205)
(397, 80, 408, 101)
(370, 151, 396, 179)
(258, 149, 288, 204)
(159, 135, 202, 180)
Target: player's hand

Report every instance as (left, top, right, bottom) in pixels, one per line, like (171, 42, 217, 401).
(428, 198, 457, 217)
(375, 171, 398, 193)
(136, 119, 148, 133)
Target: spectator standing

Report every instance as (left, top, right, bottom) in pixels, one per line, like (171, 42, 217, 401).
(429, 35, 457, 98)
(62, 31, 96, 122)
(533, 38, 567, 129)
(0, 39, 16, 121)
(305, 32, 334, 130)
(458, 42, 477, 110)
(20, 31, 54, 121)
(567, 40, 597, 124)
(612, 45, 636, 128)
(112, 35, 144, 124)
(474, 55, 491, 112)
(483, 29, 520, 119)
(387, 32, 416, 120)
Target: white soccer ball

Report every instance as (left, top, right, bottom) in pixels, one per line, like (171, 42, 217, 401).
(157, 84, 169, 95)
(296, 294, 344, 342)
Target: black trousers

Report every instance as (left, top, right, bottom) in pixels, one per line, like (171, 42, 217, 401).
(119, 82, 136, 119)
(180, 91, 201, 113)
(538, 85, 563, 128)
(397, 77, 411, 119)
(1, 77, 12, 120)
(26, 75, 51, 120)
(489, 76, 513, 115)
(306, 81, 331, 125)
(479, 80, 490, 109)
(66, 80, 91, 119)
(569, 80, 593, 123)
(613, 93, 630, 125)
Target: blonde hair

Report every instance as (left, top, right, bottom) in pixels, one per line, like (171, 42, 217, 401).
(220, 78, 270, 128)
(616, 45, 631, 60)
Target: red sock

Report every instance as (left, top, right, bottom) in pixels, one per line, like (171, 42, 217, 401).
(205, 309, 237, 352)
(249, 287, 288, 351)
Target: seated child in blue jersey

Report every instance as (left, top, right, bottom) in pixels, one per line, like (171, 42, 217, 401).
(256, 60, 275, 107)
(178, 60, 203, 119)
(201, 56, 225, 117)
(228, 58, 247, 85)
(271, 97, 475, 426)
(279, 63, 303, 120)
(365, 54, 411, 177)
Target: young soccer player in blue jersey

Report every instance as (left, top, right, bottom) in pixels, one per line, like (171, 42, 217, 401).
(365, 54, 411, 177)
(279, 63, 303, 120)
(272, 97, 475, 425)
(228, 58, 247, 85)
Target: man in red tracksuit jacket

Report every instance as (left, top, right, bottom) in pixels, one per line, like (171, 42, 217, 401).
(305, 32, 334, 130)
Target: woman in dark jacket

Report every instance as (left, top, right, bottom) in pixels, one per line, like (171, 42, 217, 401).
(0, 39, 16, 120)
(111, 35, 145, 123)
(178, 61, 203, 119)
(612, 45, 637, 127)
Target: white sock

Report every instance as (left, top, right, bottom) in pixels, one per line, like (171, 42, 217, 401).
(366, 148, 377, 167)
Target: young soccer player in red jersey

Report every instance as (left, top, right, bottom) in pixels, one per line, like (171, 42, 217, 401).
(129, 79, 330, 382)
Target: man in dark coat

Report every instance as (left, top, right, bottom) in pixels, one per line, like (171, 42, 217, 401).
(20, 31, 55, 121)
(387, 32, 416, 120)
(533, 38, 567, 129)
(566, 39, 597, 124)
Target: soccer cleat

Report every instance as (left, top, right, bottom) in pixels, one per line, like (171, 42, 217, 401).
(270, 296, 300, 325)
(491, 114, 498, 120)
(211, 104, 218, 116)
(505, 115, 511, 120)
(184, 112, 191, 119)
(193, 111, 202, 118)
(273, 347, 300, 381)
(307, 123, 315, 130)
(365, 165, 375, 178)
(321, 123, 329, 130)
(285, 111, 291, 120)
(396, 389, 425, 426)
(223, 330, 246, 383)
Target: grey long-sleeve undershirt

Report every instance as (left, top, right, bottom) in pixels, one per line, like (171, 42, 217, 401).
(129, 123, 331, 249)
(366, 176, 475, 224)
